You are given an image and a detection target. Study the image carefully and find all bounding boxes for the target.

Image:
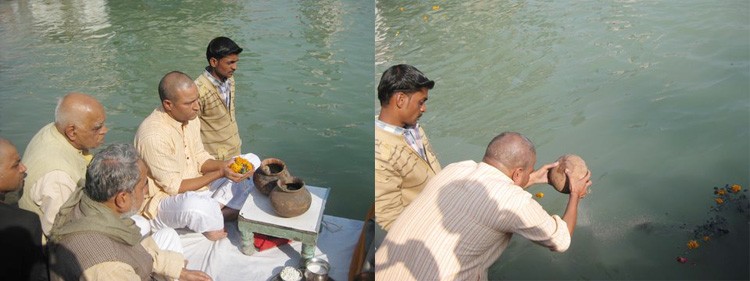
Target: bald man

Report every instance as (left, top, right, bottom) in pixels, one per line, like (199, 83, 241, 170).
(135, 71, 251, 241)
(376, 132, 592, 281)
(0, 138, 48, 281)
(18, 93, 108, 238)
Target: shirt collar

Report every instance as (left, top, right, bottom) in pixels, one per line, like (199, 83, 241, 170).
(156, 106, 187, 130)
(203, 69, 231, 88)
(375, 119, 406, 135)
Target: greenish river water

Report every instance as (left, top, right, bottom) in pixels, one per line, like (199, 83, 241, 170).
(0, 0, 374, 220)
(376, 0, 748, 280)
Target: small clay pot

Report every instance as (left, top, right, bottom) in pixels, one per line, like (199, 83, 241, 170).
(253, 158, 292, 196)
(270, 177, 312, 218)
(547, 154, 589, 194)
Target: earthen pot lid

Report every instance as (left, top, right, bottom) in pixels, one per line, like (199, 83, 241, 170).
(547, 154, 589, 194)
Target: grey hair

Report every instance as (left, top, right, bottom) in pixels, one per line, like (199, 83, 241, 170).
(483, 132, 536, 170)
(54, 96, 75, 127)
(84, 143, 141, 202)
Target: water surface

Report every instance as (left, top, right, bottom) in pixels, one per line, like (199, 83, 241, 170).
(0, 0, 375, 220)
(376, 1, 749, 279)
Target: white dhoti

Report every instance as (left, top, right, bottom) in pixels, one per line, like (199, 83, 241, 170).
(131, 214, 183, 253)
(151, 153, 259, 234)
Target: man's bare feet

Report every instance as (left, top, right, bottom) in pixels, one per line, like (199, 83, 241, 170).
(203, 229, 227, 241)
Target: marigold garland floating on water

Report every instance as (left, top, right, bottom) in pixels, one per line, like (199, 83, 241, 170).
(677, 183, 749, 264)
(687, 240, 699, 249)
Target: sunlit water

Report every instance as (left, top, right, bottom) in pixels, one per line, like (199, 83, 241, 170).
(376, 0, 749, 279)
(0, 0, 374, 220)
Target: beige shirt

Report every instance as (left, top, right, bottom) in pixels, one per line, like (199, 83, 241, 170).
(375, 125, 441, 231)
(28, 171, 76, 236)
(376, 161, 571, 281)
(134, 107, 214, 218)
(82, 236, 183, 280)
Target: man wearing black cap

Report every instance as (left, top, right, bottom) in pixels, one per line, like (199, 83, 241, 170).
(195, 36, 244, 160)
(374, 64, 442, 232)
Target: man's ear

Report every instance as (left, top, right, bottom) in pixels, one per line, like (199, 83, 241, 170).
(511, 168, 524, 185)
(114, 191, 130, 212)
(64, 124, 77, 142)
(394, 92, 406, 108)
(162, 99, 173, 111)
(209, 57, 219, 68)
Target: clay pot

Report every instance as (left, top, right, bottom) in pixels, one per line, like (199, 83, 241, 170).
(253, 158, 292, 196)
(270, 177, 312, 218)
(547, 154, 589, 194)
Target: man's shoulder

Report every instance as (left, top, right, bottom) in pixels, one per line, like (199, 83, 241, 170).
(0, 204, 40, 229)
(136, 109, 169, 135)
(194, 74, 215, 95)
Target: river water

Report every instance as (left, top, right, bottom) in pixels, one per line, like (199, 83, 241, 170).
(0, 0, 374, 220)
(376, 0, 748, 280)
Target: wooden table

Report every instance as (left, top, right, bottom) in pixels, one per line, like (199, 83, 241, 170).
(238, 184, 329, 265)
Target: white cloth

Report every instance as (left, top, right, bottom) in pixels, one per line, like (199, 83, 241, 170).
(132, 214, 184, 254)
(152, 228, 184, 254)
(180, 216, 362, 281)
(151, 153, 259, 234)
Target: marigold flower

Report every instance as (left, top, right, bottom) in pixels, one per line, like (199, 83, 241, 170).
(687, 240, 699, 249)
(702, 236, 710, 241)
(535, 192, 544, 198)
(229, 157, 253, 174)
(432, 5, 440, 11)
(731, 184, 742, 193)
(715, 198, 724, 204)
(716, 188, 727, 196)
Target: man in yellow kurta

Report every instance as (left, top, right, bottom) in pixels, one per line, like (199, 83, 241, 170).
(18, 93, 108, 238)
(49, 143, 210, 281)
(135, 71, 251, 241)
(375, 64, 442, 232)
(195, 36, 243, 160)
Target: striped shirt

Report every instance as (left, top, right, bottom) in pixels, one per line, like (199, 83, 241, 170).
(375, 160, 571, 281)
(134, 107, 214, 218)
(375, 119, 426, 160)
(203, 70, 232, 109)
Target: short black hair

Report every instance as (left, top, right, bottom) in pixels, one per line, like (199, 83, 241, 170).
(377, 64, 434, 106)
(206, 36, 243, 63)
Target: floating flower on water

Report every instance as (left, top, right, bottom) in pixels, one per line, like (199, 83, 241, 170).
(731, 184, 742, 193)
(702, 236, 710, 241)
(423, 15, 429, 21)
(432, 5, 440, 11)
(716, 188, 727, 196)
(535, 192, 544, 198)
(715, 198, 724, 204)
(399, 7, 405, 12)
(676, 256, 688, 263)
(687, 240, 699, 249)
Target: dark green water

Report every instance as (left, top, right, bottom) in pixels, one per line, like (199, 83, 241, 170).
(376, 0, 749, 279)
(0, 0, 374, 220)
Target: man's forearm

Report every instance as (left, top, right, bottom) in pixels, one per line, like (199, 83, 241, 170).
(178, 170, 223, 193)
(200, 159, 225, 174)
(561, 195, 580, 236)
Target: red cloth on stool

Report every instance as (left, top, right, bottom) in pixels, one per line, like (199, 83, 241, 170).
(253, 233, 291, 251)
